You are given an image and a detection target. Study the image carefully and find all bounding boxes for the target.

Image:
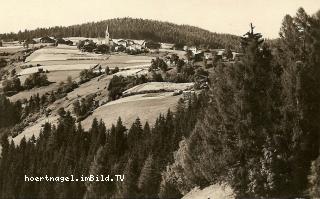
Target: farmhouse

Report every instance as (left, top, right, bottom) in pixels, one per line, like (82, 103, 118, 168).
(40, 36, 55, 43)
(126, 40, 145, 50)
(145, 41, 161, 49)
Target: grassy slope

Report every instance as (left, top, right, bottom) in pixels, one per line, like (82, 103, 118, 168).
(182, 184, 234, 199)
(81, 92, 181, 130)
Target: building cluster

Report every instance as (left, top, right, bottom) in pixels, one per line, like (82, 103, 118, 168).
(21, 26, 242, 60)
(184, 46, 243, 62)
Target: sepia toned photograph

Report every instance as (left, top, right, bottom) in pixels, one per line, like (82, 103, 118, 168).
(0, 0, 320, 198)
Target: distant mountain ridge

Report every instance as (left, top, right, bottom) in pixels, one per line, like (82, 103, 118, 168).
(0, 17, 241, 50)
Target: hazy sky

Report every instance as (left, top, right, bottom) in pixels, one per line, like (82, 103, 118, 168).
(0, 0, 319, 38)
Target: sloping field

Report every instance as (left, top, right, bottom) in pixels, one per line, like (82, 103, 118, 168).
(123, 82, 194, 96)
(24, 46, 152, 69)
(11, 71, 81, 102)
(18, 64, 95, 75)
(25, 45, 104, 62)
(11, 116, 59, 145)
(25, 46, 79, 62)
(11, 74, 113, 145)
(46, 70, 81, 83)
(9, 83, 59, 102)
(182, 184, 234, 199)
(0, 46, 24, 53)
(81, 92, 180, 130)
(113, 68, 148, 77)
(106, 54, 153, 64)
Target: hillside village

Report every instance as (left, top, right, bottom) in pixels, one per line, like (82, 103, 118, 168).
(11, 25, 242, 60)
(0, 7, 320, 199)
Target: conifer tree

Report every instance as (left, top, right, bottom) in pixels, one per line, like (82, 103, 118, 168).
(138, 154, 161, 197)
(85, 146, 114, 199)
(119, 157, 139, 198)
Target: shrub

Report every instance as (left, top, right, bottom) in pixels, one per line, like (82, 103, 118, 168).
(24, 73, 50, 89)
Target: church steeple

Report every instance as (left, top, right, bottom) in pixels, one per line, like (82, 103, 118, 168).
(105, 26, 110, 45)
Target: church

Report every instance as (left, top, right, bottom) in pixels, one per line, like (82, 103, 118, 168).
(98, 26, 113, 46)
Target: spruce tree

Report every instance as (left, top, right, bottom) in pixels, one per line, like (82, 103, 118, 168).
(138, 154, 161, 197)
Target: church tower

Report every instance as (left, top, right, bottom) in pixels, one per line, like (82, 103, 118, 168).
(105, 26, 110, 45)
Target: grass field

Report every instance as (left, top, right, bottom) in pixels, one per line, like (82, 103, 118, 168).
(9, 83, 59, 102)
(25, 45, 92, 62)
(113, 68, 148, 77)
(81, 92, 181, 130)
(11, 115, 60, 145)
(123, 82, 194, 95)
(0, 46, 24, 53)
(18, 64, 95, 75)
(23, 46, 152, 71)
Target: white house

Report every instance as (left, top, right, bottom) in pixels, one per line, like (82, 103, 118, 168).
(189, 46, 198, 54)
(127, 43, 143, 51)
(204, 52, 213, 60)
(161, 43, 175, 50)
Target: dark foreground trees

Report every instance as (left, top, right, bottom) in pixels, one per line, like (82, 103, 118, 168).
(0, 92, 207, 199)
(162, 8, 320, 198)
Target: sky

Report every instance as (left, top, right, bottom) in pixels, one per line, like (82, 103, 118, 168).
(0, 0, 319, 38)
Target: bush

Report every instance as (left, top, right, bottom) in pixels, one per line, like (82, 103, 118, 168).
(151, 72, 164, 82)
(150, 57, 168, 71)
(0, 58, 7, 68)
(79, 69, 95, 83)
(94, 44, 110, 54)
(24, 73, 50, 89)
(2, 77, 22, 94)
(108, 75, 148, 100)
(111, 67, 119, 74)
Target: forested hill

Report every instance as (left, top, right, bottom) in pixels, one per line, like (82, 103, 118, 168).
(0, 18, 241, 49)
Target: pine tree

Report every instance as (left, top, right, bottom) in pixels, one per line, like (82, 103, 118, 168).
(308, 156, 320, 198)
(119, 157, 139, 198)
(278, 8, 320, 195)
(138, 154, 161, 197)
(85, 146, 114, 199)
(115, 117, 127, 158)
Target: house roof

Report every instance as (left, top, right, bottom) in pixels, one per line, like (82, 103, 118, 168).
(133, 40, 146, 45)
(217, 51, 224, 56)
